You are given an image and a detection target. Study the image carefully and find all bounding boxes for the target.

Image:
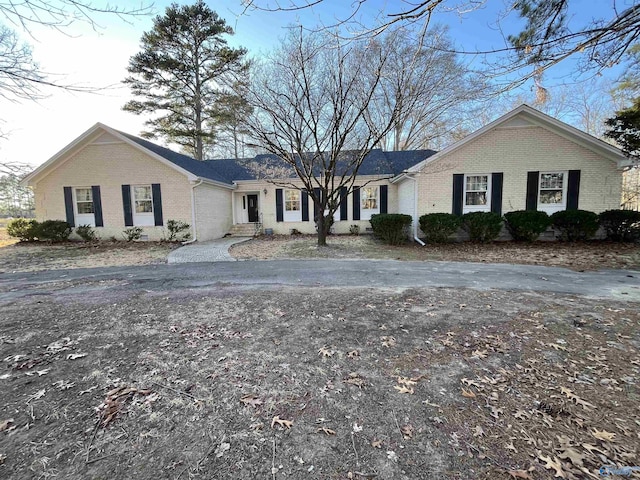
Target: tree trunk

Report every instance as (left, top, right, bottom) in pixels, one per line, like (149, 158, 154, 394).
(317, 216, 327, 246)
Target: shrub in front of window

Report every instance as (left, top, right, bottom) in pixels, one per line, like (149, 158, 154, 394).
(165, 219, 191, 242)
(123, 226, 143, 242)
(349, 224, 360, 236)
(598, 209, 640, 242)
(550, 209, 599, 241)
(461, 212, 503, 243)
(503, 210, 551, 242)
(370, 213, 412, 245)
(35, 220, 72, 243)
(6, 218, 39, 242)
(418, 213, 462, 243)
(75, 224, 98, 242)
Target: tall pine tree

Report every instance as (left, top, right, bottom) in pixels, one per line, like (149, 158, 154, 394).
(123, 1, 247, 160)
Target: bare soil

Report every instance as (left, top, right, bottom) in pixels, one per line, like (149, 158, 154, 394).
(230, 235, 640, 271)
(0, 240, 175, 273)
(1, 284, 638, 479)
(0, 228, 17, 249)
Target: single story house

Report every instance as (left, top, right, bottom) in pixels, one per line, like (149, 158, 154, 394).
(23, 105, 632, 241)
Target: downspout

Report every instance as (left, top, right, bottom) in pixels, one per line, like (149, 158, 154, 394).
(182, 178, 203, 245)
(407, 174, 425, 246)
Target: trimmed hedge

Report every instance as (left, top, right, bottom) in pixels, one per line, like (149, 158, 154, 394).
(36, 220, 72, 242)
(504, 210, 551, 242)
(461, 212, 503, 243)
(418, 213, 461, 243)
(599, 209, 640, 242)
(370, 213, 412, 245)
(550, 209, 599, 241)
(6, 218, 38, 242)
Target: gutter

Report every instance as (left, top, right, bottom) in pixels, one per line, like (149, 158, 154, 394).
(406, 174, 425, 246)
(182, 178, 203, 245)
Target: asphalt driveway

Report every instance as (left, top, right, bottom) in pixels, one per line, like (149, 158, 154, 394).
(0, 259, 638, 302)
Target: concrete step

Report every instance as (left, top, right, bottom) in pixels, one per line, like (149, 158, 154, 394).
(228, 223, 260, 237)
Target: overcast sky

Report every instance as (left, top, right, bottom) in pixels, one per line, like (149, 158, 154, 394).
(0, 0, 618, 168)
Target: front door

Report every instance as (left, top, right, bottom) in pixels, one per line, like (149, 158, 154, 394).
(247, 194, 259, 222)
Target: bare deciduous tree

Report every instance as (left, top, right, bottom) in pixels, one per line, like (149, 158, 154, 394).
(369, 26, 490, 151)
(246, 29, 403, 246)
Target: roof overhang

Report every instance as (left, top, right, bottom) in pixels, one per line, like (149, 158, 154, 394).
(404, 104, 629, 174)
(21, 122, 201, 187)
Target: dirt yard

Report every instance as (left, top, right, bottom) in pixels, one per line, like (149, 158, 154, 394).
(1, 284, 638, 479)
(230, 235, 640, 271)
(0, 239, 175, 273)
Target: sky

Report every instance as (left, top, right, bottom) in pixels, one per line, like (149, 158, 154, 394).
(0, 0, 624, 169)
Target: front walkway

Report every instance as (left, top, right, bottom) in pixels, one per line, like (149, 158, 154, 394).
(167, 237, 251, 264)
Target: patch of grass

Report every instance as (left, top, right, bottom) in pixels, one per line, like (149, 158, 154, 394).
(0, 241, 174, 272)
(230, 235, 640, 271)
(0, 227, 18, 248)
(0, 286, 638, 479)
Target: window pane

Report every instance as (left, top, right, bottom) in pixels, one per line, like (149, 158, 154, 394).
(285, 190, 300, 211)
(466, 192, 487, 206)
(76, 188, 92, 202)
(134, 186, 152, 201)
(77, 202, 94, 214)
(361, 187, 378, 209)
(540, 173, 563, 189)
(539, 190, 563, 204)
(135, 200, 153, 213)
(466, 176, 488, 191)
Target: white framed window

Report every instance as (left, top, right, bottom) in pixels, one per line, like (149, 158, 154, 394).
(132, 185, 155, 226)
(464, 174, 491, 213)
(283, 189, 301, 222)
(538, 171, 567, 213)
(361, 186, 379, 220)
(74, 187, 95, 226)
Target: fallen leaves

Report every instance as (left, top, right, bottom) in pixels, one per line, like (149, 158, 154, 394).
(271, 416, 293, 429)
(97, 385, 153, 428)
(318, 346, 335, 358)
(381, 336, 396, 348)
(66, 353, 87, 360)
(240, 394, 263, 408)
(393, 385, 414, 395)
(537, 454, 566, 478)
(507, 468, 534, 479)
(316, 427, 336, 435)
(0, 419, 14, 433)
(400, 424, 414, 439)
(591, 429, 616, 442)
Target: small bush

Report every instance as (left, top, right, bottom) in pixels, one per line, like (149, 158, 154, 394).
(370, 213, 412, 245)
(419, 213, 461, 243)
(75, 224, 97, 242)
(290, 228, 302, 235)
(123, 226, 143, 242)
(550, 209, 599, 241)
(461, 212, 503, 243)
(504, 210, 551, 242)
(165, 219, 191, 242)
(6, 218, 38, 242)
(599, 209, 640, 242)
(35, 220, 72, 242)
(349, 224, 360, 236)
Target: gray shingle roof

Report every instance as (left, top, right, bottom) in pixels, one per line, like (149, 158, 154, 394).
(120, 131, 437, 184)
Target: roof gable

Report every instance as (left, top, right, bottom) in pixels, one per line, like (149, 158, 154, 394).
(404, 104, 630, 175)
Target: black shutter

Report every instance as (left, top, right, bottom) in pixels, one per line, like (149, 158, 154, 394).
(490, 173, 503, 216)
(152, 184, 163, 226)
(339, 187, 348, 221)
(313, 187, 321, 221)
(526, 171, 539, 211)
(63, 187, 75, 227)
(91, 185, 103, 227)
(122, 185, 133, 227)
(567, 170, 581, 210)
(275, 188, 283, 222)
(301, 189, 309, 222)
(352, 186, 361, 220)
(380, 185, 388, 214)
(452, 174, 464, 216)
